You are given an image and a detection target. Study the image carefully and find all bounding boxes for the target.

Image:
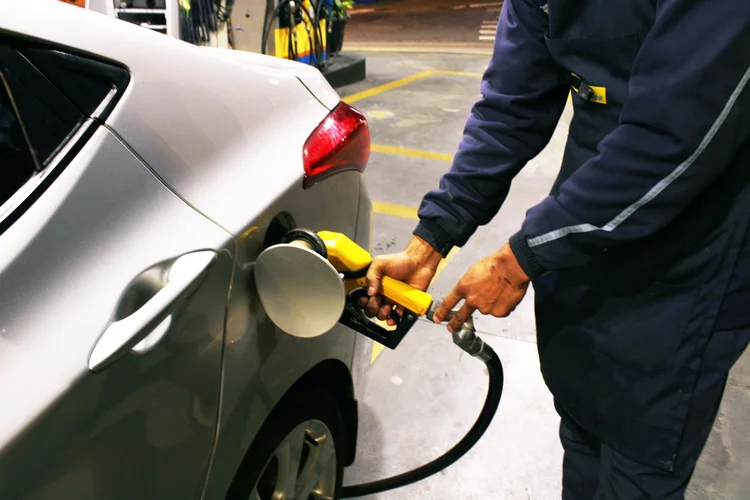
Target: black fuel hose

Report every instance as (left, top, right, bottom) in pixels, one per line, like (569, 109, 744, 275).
(340, 344, 504, 498)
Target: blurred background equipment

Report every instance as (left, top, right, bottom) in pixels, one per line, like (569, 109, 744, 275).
(231, 0, 364, 85)
(83, 0, 364, 85)
(84, 0, 233, 47)
(258, 0, 326, 68)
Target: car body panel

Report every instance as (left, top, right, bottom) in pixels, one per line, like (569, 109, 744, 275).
(201, 169, 368, 497)
(351, 188, 374, 400)
(204, 45, 342, 111)
(0, 126, 234, 498)
(102, 51, 340, 238)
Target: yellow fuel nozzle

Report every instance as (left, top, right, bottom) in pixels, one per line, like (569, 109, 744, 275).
(277, 228, 434, 350)
(379, 276, 432, 316)
(317, 230, 373, 273)
(316, 231, 433, 317)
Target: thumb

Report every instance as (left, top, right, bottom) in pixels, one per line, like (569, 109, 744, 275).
(366, 256, 388, 297)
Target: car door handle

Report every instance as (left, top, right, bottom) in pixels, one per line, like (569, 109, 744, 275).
(88, 250, 217, 372)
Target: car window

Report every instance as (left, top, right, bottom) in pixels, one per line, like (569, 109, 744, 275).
(0, 78, 37, 206)
(19, 45, 130, 118)
(0, 44, 84, 169)
(0, 37, 130, 231)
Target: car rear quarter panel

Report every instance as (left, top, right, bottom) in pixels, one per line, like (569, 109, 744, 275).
(91, 34, 369, 498)
(104, 49, 369, 498)
(79, 13, 369, 497)
(103, 53, 344, 238)
(201, 169, 373, 498)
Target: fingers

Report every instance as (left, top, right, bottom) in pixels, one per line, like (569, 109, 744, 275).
(433, 288, 462, 323)
(448, 302, 475, 333)
(433, 282, 477, 333)
(376, 304, 392, 321)
(364, 295, 383, 318)
(362, 294, 396, 323)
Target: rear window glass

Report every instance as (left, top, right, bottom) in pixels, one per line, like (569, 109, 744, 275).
(0, 76, 38, 206)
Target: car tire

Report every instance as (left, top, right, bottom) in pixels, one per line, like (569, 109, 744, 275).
(226, 386, 346, 500)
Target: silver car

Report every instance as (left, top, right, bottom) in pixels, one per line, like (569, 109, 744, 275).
(0, 2, 371, 498)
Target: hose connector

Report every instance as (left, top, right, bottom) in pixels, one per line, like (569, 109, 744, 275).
(452, 321, 491, 362)
(428, 301, 492, 362)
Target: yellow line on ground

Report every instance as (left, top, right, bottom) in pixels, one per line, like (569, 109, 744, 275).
(431, 247, 459, 287)
(370, 246, 460, 364)
(370, 144, 454, 163)
(434, 70, 484, 77)
(344, 46, 493, 56)
(372, 201, 420, 220)
(342, 70, 484, 104)
(370, 325, 389, 363)
(342, 70, 436, 104)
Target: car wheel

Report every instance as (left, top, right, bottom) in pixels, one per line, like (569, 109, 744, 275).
(226, 387, 346, 500)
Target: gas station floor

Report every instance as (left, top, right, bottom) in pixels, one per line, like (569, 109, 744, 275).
(335, 51, 750, 499)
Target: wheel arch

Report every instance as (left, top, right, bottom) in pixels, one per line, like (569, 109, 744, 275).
(282, 358, 359, 467)
(226, 357, 359, 499)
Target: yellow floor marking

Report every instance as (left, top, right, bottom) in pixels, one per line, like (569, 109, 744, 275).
(431, 247, 459, 288)
(370, 144, 454, 163)
(342, 70, 436, 104)
(372, 201, 420, 220)
(433, 70, 484, 77)
(342, 69, 484, 104)
(370, 345, 384, 364)
(344, 46, 494, 56)
(368, 110, 395, 119)
(370, 327, 388, 363)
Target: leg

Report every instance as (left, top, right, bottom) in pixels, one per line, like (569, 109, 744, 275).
(558, 404, 601, 500)
(593, 334, 739, 499)
(595, 444, 693, 500)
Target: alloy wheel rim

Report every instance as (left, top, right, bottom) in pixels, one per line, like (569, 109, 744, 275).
(250, 419, 337, 500)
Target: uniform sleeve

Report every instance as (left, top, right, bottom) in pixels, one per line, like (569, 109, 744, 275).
(413, 0, 569, 256)
(510, 0, 750, 280)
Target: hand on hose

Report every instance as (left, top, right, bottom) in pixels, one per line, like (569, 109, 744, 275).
(434, 243, 530, 333)
(362, 236, 443, 326)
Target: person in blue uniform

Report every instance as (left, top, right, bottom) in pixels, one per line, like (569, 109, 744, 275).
(364, 0, 750, 496)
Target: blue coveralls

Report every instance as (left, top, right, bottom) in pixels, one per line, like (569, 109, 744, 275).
(413, 0, 750, 496)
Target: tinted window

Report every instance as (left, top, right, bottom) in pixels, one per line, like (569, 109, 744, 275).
(0, 43, 84, 172)
(0, 79, 37, 205)
(0, 38, 129, 225)
(20, 46, 129, 118)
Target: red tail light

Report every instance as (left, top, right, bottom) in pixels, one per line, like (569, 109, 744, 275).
(303, 102, 370, 189)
